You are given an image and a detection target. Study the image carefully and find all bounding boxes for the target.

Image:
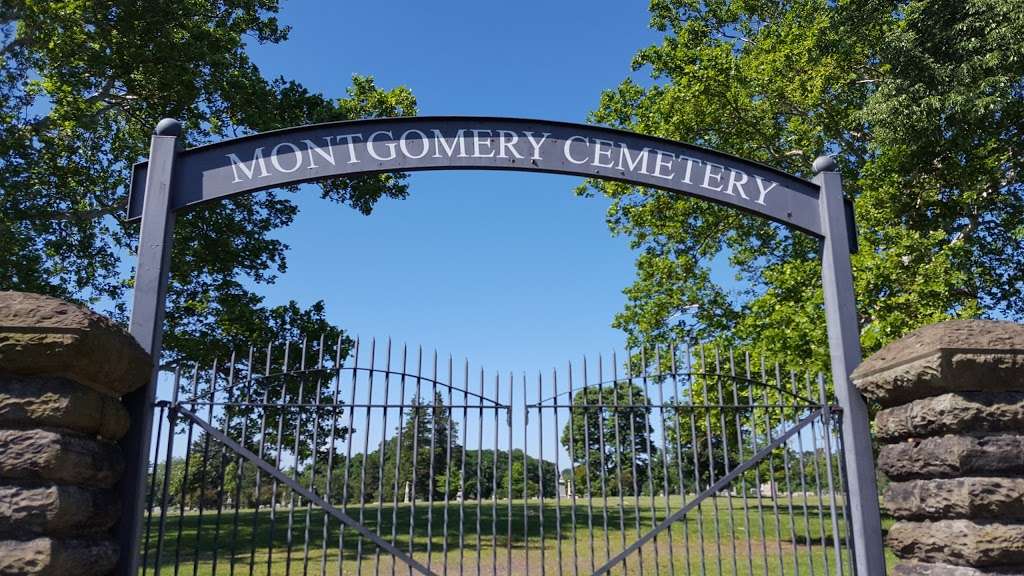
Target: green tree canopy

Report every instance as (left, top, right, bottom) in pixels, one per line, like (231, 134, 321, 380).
(560, 381, 656, 496)
(0, 1, 416, 364)
(586, 0, 1023, 371)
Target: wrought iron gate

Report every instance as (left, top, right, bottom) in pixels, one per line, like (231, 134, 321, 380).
(141, 335, 853, 576)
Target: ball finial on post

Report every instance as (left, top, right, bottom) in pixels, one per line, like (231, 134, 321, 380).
(813, 155, 837, 174)
(154, 118, 182, 137)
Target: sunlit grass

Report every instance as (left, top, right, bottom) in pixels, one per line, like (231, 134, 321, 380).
(140, 495, 897, 575)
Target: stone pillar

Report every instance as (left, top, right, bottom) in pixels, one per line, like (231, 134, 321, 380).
(852, 319, 1024, 575)
(0, 292, 151, 576)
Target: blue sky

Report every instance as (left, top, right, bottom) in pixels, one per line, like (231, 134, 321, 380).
(244, 1, 666, 375)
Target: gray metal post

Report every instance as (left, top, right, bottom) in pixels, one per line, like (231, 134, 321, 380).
(118, 118, 181, 576)
(814, 155, 886, 575)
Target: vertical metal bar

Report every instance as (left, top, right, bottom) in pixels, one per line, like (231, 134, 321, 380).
(301, 337, 325, 576)
(625, 350, 645, 576)
(374, 340, 395, 574)
(807, 373, 833, 576)
(153, 366, 181, 576)
(639, 348, 661, 575)
(491, 372, 499, 576)
(506, 374, 513, 576)
(320, 336, 344, 576)
(550, 368, 563, 575)
(121, 119, 180, 576)
(426, 352, 440, 573)
(668, 346, 693, 576)
(698, 347, 723, 576)
(340, 338, 361, 575)
(458, 360, 469, 576)
(594, 357, 610, 566)
(537, 371, 547, 576)
(744, 352, 770, 576)
(565, 362, 580, 576)
(728, 349, 754, 576)
(141, 401, 165, 576)
(507, 372, 514, 576)
(192, 359, 218, 576)
(819, 374, 846, 576)
(610, 353, 628, 571)
(713, 348, 739, 576)
(228, 346, 256, 576)
(836, 412, 857, 574)
(267, 343, 291, 576)
(684, 346, 707, 576)
(172, 365, 199, 576)
(654, 347, 677, 576)
(475, 366, 484, 576)
(407, 347, 424, 575)
(815, 157, 885, 575)
(248, 344, 273, 576)
(792, 371, 816, 575)
(210, 353, 239, 576)
(284, 341, 306, 576)
(761, 355, 786, 575)
(356, 339, 378, 574)
(577, 360, 597, 574)
(443, 356, 455, 575)
(391, 344, 408, 576)
(522, 373, 531, 576)
(771, 365, 800, 576)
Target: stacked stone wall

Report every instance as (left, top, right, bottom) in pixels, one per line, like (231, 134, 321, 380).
(0, 292, 150, 576)
(852, 319, 1024, 575)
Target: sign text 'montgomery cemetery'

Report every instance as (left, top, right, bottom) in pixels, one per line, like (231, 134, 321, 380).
(129, 118, 821, 234)
(224, 127, 782, 207)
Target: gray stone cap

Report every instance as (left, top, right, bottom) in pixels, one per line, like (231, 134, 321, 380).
(0, 291, 151, 397)
(852, 319, 1024, 406)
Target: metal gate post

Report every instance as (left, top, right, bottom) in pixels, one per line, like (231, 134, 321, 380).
(117, 118, 181, 576)
(814, 156, 886, 575)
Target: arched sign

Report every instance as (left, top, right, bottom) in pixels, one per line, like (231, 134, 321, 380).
(119, 117, 884, 576)
(125, 117, 830, 237)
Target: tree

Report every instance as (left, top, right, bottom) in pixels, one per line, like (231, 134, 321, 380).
(585, 0, 1024, 373)
(0, 1, 417, 365)
(378, 391, 459, 502)
(560, 382, 655, 496)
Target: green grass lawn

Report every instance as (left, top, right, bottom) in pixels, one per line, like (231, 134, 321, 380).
(140, 495, 896, 575)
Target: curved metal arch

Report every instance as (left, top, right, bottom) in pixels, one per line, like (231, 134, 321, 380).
(126, 116, 830, 237)
(118, 116, 885, 576)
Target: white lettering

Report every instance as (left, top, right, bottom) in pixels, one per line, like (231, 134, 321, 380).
(755, 176, 779, 205)
(367, 131, 397, 161)
(471, 129, 494, 157)
(652, 150, 675, 179)
(523, 131, 550, 160)
(616, 145, 650, 174)
(677, 155, 701, 184)
(592, 139, 615, 168)
(497, 130, 524, 159)
(227, 148, 270, 183)
(702, 162, 725, 191)
(270, 142, 303, 173)
(302, 138, 336, 169)
(399, 129, 430, 159)
(432, 129, 468, 158)
(564, 136, 589, 164)
(725, 169, 750, 200)
(335, 134, 362, 164)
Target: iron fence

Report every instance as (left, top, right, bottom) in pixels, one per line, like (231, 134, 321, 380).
(141, 336, 853, 576)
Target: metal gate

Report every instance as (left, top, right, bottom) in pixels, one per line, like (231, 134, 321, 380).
(140, 335, 853, 576)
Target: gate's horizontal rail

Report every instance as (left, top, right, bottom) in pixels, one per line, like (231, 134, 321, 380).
(592, 406, 830, 576)
(172, 403, 439, 576)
